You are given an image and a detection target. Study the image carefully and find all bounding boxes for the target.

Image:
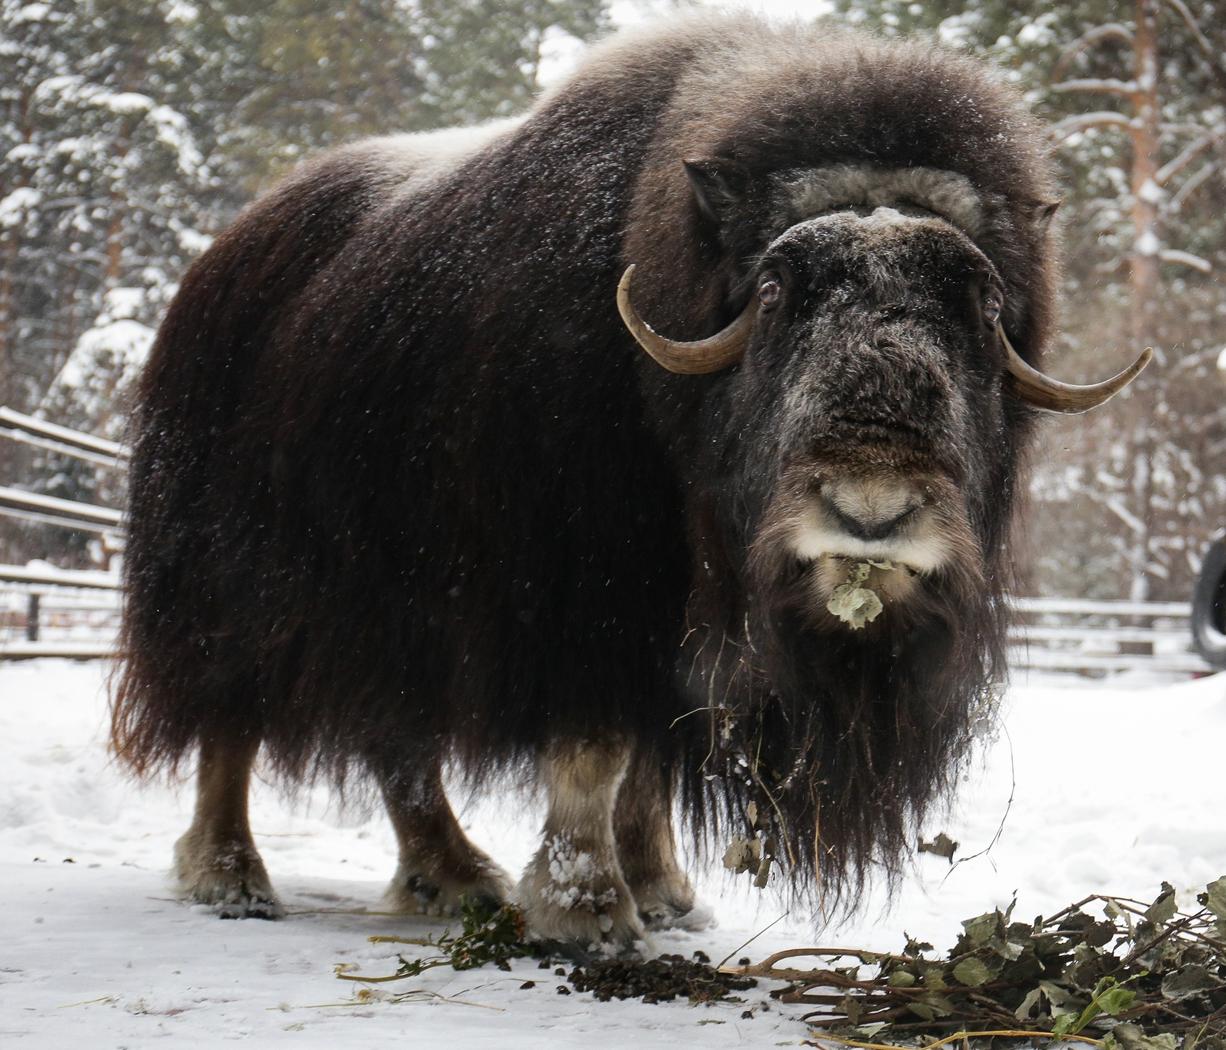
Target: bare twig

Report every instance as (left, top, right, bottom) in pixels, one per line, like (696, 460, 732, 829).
(1048, 110, 1132, 143)
(715, 911, 790, 969)
(806, 1030, 1104, 1050)
(942, 722, 1015, 882)
(1154, 130, 1222, 187)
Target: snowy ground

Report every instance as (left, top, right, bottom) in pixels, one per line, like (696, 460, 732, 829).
(1, 660, 1223, 1047)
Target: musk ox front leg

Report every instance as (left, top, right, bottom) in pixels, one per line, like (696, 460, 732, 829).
(382, 764, 513, 915)
(173, 735, 282, 918)
(516, 739, 646, 954)
(613, 753, 708, 931)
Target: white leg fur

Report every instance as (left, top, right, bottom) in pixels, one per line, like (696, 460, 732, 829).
(515, 740, 646, 953)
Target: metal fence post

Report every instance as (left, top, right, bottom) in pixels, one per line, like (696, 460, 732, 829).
(26, 593, 40, 642)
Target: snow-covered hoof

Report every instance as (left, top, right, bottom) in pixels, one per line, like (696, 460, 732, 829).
(172, 830, 283, 919)
(384, 860, 514, 917)
(515, 833, 646, 955)
(634, 875, 714, 931)
(642, 897, 716, 932)
(629, 867, 694, 928)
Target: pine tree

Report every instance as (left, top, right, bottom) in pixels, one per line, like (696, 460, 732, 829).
(0, 0, 612, 565)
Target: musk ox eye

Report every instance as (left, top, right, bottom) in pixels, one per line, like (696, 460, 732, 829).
(982, 291, 1003, 327)
(758, 275, 782, 309)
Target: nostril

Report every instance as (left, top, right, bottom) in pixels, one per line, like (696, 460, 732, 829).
(817, 477, 924, 541)
(819, 495, 917, 541)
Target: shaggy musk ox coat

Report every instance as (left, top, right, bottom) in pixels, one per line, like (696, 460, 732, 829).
(114, 13, 1067, 929)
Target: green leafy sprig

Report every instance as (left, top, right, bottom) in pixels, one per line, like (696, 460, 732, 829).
(730, 878, 1226, 1047)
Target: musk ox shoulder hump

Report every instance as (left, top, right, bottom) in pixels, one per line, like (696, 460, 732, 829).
(349, 116, 525, 200)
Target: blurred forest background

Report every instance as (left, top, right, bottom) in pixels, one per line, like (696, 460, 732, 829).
(0, 0, 1223, 602)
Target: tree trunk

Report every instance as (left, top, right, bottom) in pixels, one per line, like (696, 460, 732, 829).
(0, 88, 33, 407)
(1125, 0, 1161, 601)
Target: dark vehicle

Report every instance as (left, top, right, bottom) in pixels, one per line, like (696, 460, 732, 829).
(1193, 530, 1226, 670)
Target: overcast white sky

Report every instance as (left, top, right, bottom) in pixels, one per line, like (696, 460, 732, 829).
(540, 0, 836, 85)
(611, 0, 833, 22)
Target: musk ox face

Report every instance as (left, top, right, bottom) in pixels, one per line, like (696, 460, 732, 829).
(620, 163, 1147, 640)
(616, 160, 1147, 903)
(732, 209, 1006, 630)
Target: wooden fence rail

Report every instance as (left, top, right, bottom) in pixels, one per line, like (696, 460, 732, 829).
(0, 406, 127, 467)
(0, 566, 1215, 675)
(0, 563, 120, 660)
(1008, 596, 1210, 676)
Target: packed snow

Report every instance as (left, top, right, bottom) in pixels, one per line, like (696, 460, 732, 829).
(1, 659, 1222, 1046)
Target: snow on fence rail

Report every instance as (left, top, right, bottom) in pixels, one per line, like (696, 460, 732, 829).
(0, 563, 120, 660)
(0, 406, 127, 551)
(1009, 596, 1211, 675)
(0, 485, 124, 534)
(0, 406, 127, 468)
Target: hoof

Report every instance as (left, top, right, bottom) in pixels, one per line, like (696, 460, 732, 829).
(173, 830, 283, 919)
(642, 899, 716, 932)
(385, 861, 514, 917)
(515, 834, 647, 956)
(634, 876, 714, 931)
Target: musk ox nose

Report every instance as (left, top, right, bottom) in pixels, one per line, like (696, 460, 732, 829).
(819, 477, 923, 541)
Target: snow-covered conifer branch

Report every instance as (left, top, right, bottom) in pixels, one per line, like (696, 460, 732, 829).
(1052, 23, 1134, 82)
(1048, 110, 1131, 142)
(1158, 248, 1212, 272)
(1051, 78, 1139, 99)
(1154, 131, 1222, 186)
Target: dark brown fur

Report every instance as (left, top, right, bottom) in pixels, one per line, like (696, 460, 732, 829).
(113, 13, 1057, 917)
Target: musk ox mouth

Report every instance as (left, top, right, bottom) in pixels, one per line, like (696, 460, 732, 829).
(751, 468, 981, 627)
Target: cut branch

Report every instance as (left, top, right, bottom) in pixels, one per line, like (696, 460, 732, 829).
(1158, 247, 1212, 272)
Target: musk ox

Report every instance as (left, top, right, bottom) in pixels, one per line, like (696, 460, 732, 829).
(112, 13, 1148, 950)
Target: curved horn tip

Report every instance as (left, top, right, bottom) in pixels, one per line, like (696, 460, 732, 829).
(1001, 325, 1153, 414)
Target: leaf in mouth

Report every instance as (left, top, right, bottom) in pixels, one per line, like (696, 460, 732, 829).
(826, 560, 889, 628)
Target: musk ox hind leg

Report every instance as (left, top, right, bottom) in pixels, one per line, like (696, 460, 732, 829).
(381, 763, 513, 916)
(515, 739, 646, 956)
(613, 752, 710, 931)
(173, 734, 282, 918)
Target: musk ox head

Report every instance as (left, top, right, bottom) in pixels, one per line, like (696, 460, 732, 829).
(619, 163, 1149, 907)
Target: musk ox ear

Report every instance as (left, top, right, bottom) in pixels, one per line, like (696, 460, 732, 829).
(684, 158, 751, 225)
(1033, 199, 1061, 234)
